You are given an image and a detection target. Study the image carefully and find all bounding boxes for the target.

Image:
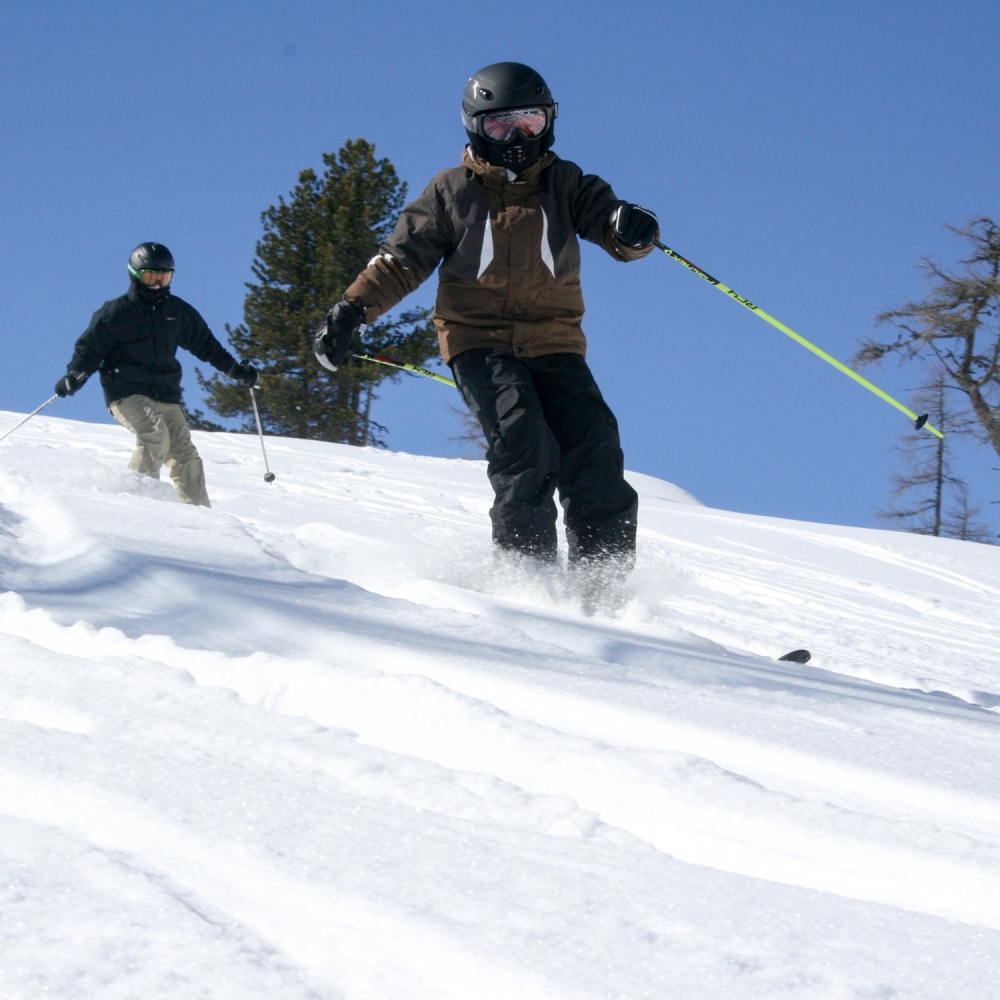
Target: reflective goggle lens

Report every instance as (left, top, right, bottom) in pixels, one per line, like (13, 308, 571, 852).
(481, 107, 548, 142)
(139, 269, 173, 286)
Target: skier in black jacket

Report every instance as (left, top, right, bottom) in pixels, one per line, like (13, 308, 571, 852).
(56, 242, 258, 507)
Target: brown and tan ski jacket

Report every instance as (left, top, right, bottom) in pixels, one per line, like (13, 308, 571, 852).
(344, 147, 656, 365)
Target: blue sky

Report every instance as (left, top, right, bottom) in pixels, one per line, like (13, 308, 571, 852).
(3, 0, 998, 534)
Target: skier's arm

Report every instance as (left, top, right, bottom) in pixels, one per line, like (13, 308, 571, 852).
(178, 305, 261, 384)
(344, 178, 452, 322)
(64, 307, 114, 378)
(344, 252, 425, 323)
(56, 306, 114, 394)
(178, 304, 238, 373)
(573, 168, 659, 261)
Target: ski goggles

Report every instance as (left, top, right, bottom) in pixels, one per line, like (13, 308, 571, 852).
(137, 269, 174, 286)
(480, 106, 550, 142)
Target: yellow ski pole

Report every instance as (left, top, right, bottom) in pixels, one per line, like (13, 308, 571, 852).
(353, 352, 457, 388)
(654, 240, 943, 438)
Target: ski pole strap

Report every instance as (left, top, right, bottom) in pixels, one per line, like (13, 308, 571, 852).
(654, 241, 943, 438)
(353, 352, 456, 388)
(0, 394, 59, 445)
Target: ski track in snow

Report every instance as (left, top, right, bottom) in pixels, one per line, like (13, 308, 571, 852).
(5, 583, 1000, 933)
(2, 412, 1000, 999)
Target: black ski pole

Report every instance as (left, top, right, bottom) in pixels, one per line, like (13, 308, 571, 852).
(0, 394, 59, 445)
(248, 387, 275, 482)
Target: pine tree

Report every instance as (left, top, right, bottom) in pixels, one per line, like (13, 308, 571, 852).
(196, 139, 439, 445)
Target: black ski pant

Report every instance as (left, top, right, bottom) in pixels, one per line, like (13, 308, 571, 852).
(451, 348, 638, 564)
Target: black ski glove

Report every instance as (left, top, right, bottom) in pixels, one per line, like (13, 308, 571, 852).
(54, 371, 88, 397)
(314, 300, 366, 372)
(229, 360, 259, 388)
(612, 203, 660, 249)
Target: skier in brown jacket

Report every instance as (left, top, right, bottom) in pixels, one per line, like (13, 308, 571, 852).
(316, 62, 659, 593)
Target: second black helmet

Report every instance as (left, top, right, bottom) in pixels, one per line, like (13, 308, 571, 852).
(128, 242, 175, 280)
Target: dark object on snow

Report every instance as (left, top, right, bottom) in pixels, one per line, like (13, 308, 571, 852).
(778, 649, 812, 664)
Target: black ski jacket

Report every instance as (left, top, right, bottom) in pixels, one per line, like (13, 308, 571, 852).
(67, 285, 236, 406)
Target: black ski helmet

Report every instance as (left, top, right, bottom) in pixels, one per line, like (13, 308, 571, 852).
(461, 62, 558, 172)
(127, 242, 175, 281)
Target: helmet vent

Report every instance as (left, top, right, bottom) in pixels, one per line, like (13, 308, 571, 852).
(478, 87, 494, 101)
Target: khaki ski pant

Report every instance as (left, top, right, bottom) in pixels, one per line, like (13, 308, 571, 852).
(109, 395, 211, 507)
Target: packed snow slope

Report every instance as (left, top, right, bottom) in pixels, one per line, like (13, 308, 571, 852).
(2, 409, 1000, 1000)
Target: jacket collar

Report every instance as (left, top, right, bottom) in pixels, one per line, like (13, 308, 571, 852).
(462, 146, 556, 186)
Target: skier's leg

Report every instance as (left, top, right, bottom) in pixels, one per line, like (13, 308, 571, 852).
(110, 394, 170, 479)
(451, 348, 560, 560)
(160, 404, 211, 508)
(532, 354, 639, 567)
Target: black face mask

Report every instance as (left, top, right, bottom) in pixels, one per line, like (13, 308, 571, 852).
(130, 276, 171, 305)
(468, 131, 550, 175)
(485, 135, 544, 173)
